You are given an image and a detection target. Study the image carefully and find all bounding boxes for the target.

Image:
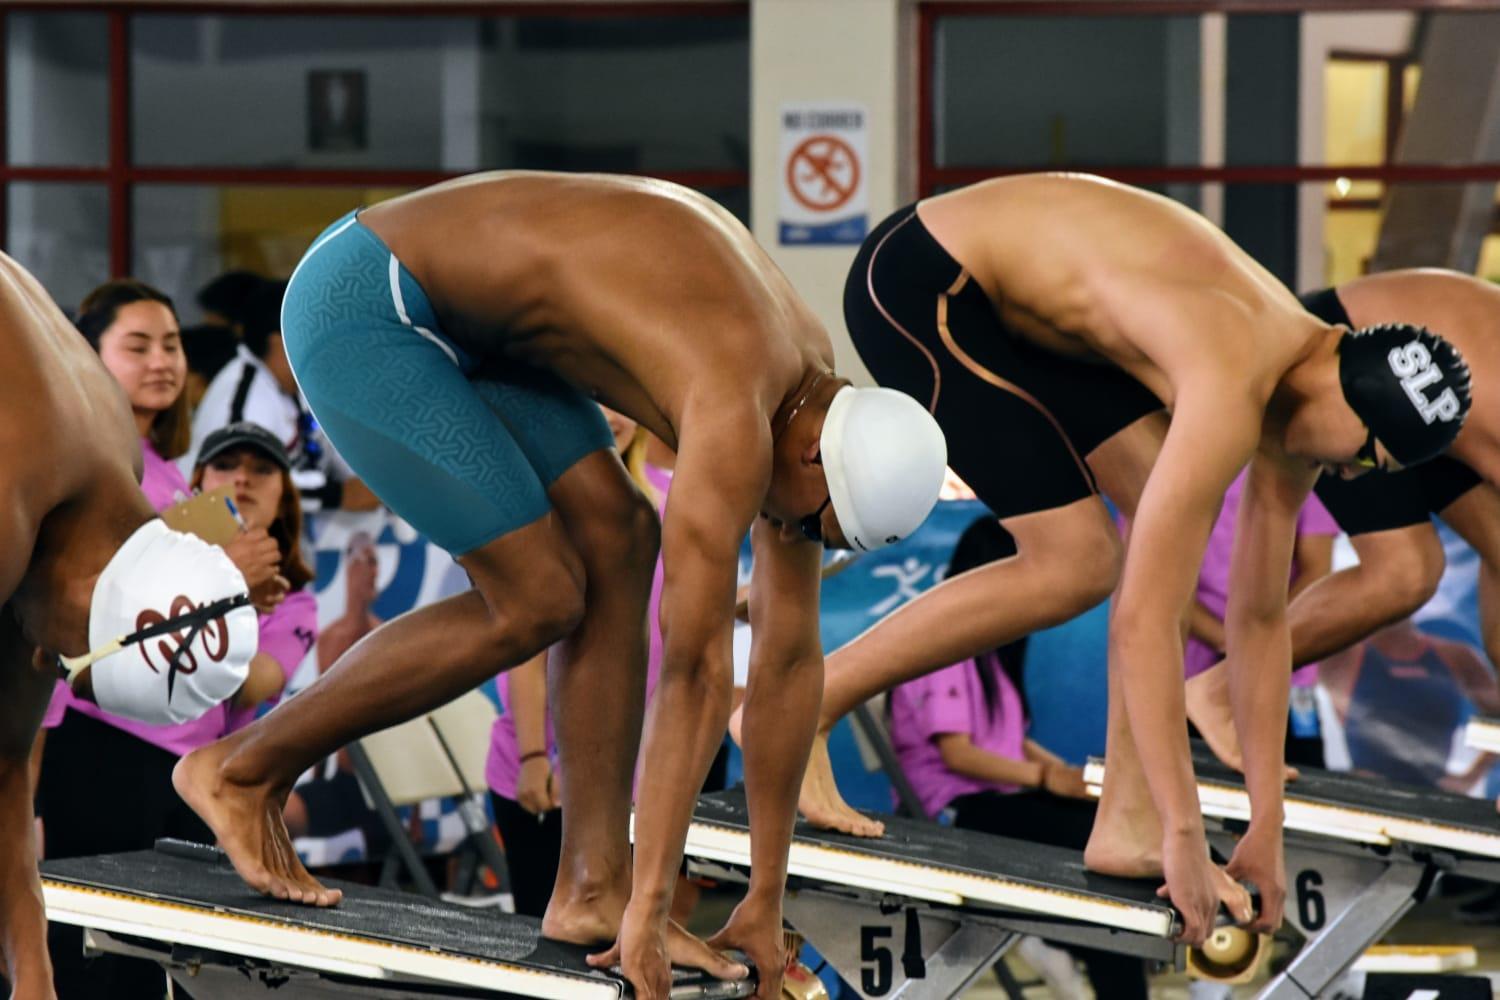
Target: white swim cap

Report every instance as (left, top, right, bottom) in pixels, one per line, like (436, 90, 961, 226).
(85, 520, 257, 725)
(820, 386, 948, 552)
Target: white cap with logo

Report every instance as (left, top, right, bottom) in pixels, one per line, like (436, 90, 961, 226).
(820, 386, 948, 552)
(79, 519, 258, 725)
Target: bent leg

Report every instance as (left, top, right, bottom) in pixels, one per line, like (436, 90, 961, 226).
(1181, 523, 1442, 774)
(0, 612, 57, 998)
(819, 497, 1121, 725)
(539, 451, 658, 944)
(175, 513, 587, 907)
(1288, 525, 1444, 665)
(1086, 410, 1169, 521)
(800, 497, 1123, 833)
(1084, 599, 1166, 877)
(1438, 483, 1500, 667)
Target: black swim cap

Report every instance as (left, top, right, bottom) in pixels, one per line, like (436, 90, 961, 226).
(1338, 323, 1471, 467)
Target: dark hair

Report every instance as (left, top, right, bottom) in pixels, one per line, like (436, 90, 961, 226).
(76, 279, 191, 461)
(241, 279, 288, 360)
(179, 322, 239, 381)
(76, 279, 175, 349)
(197, 270, 268, 330)
(190, 449, 314, 593)
(944, 516, 1029, 725)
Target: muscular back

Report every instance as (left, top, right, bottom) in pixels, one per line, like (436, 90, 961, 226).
(360, 172, 831, 446)
(917, 174, 1322, 406)
(0, 254, 149, 649)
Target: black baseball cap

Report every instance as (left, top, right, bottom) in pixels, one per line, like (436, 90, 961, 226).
(196, 422, 292, 472)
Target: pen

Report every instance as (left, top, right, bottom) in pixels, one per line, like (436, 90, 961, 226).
(225, 496, 247, 530)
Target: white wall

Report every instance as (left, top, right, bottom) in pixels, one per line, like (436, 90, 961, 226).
(751, 0, 909, 385)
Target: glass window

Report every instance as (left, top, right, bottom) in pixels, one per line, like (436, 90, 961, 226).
(486, 16, 749, 174)
(5, 12, 109, 167)
(132, 13, 749, 175)
(1324, 205, 1380, 287)
(7, 183, 109, 313)
(931, 15, 1200, 169)
(1324, 59, 1388, 203)
(133, 185, 410, 321)
(133, 16, 474, 171)
(1477, 232, 1500, 282)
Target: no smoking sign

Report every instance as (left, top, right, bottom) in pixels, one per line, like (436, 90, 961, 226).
(779, 103, 868, 246)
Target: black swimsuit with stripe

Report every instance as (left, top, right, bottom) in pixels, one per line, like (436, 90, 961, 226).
(844, 205, 1164, 520)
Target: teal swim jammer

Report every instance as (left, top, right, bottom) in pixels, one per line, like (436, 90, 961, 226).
(281, 210, 613, 555)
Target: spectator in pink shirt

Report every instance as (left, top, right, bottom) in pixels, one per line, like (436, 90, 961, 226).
(888, 516, 1145, 1000)
(189, 423, 319, 735)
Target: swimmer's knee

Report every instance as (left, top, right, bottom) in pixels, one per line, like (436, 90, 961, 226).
(608, 487, 661, 569)
(572, 481, 660, 575)
(525, 565, 588, 648)
(1010, 503, 1122, 605)
(1073, 521, 1124, 603)
(1354, 529, 1445, 614)
(483, 542, 587, 652)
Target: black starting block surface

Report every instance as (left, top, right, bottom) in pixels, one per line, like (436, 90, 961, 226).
(42, 843, 754, 998)
(43, 848, 586, 968)
(1190, 752, 1500, 848)
(689, 788, 1174, 935)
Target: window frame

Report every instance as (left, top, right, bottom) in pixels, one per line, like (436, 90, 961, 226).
(0, 2, 751, 277)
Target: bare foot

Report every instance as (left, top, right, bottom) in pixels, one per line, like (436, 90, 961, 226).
(172, 742, 342, 907)
(1184, 664, 1297, 781)
(1083, 806, 1163, 879)
(550, 896, 747, 982)
(542, 889, 627, 947)
(1084, 837, 1164, 879)
(798, 731, 884, 838)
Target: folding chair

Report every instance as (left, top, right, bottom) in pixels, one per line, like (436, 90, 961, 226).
(348, 690, 505, 898)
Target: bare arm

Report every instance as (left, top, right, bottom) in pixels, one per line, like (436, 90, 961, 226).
(1114, 383, 1263, 840)
(629, 403, 769, 921)
(1022, 739, 1067, 770)
(735, 517, 824, 909)
(1434, 637, 1500, 715)
(1226, 452, 1312, 812)
(937, 733, 1043, 788)
(233, 653, 289, 709)
(1188, 601, 1226, 655)
(507, 651, 551, 758)
(506, 651, 558, 814)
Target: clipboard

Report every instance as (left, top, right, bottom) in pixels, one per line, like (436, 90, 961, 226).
(160, 486, 242, 546)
